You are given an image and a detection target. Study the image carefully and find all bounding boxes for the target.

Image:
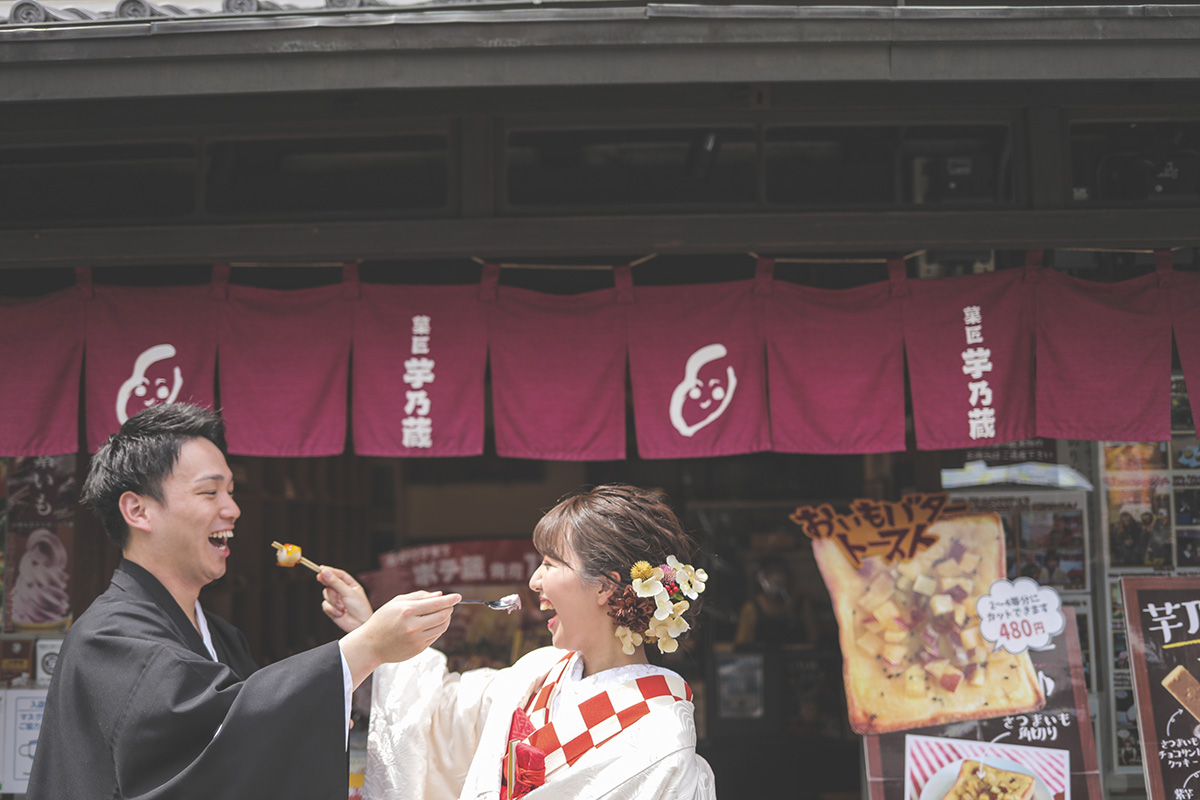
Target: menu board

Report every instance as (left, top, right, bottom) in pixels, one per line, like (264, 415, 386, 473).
(864, 609, 1101, 800)
(1121, 576, 1200, 800)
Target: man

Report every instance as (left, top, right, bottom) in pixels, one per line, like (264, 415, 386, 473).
(28, 403, 460, 799)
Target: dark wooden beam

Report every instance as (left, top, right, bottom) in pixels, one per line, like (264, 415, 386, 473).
(3, 208, 1199, 267)
(5, 8, 1200, 102)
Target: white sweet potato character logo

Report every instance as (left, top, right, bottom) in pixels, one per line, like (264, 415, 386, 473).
(669, 343, 738, 437)
(116, 344, 183, 424)
(976, 577, 1065, 654)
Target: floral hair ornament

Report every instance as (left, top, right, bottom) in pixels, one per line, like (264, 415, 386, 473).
(610, 556, 708, 655)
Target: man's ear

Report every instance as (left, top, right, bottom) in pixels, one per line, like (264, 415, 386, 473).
(118, 491, 154, 535)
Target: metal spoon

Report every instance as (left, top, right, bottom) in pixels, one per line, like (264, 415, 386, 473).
(458, 594, 522, 613)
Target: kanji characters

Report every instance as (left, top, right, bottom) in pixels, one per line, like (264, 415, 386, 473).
(960, 306, 998, 441)
(402, 315, 436, 448)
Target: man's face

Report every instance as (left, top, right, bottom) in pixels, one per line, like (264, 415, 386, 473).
(142, 438, 240, 593)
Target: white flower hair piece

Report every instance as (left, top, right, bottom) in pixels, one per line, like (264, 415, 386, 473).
(615, 625, 644, 655)
(617, 555, 708, 655)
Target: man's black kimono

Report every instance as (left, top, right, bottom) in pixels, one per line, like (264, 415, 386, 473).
(28, 559, 347, 799)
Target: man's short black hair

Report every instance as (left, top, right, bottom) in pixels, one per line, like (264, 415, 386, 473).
(81, 404, 227, 549)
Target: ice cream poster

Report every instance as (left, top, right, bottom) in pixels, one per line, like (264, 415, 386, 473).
(1121, 576, 1200, 800)
(864, 609, 1101, 800)
(4, 456, 75, 634)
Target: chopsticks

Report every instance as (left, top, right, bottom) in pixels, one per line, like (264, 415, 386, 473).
(270, 540, 322, 573)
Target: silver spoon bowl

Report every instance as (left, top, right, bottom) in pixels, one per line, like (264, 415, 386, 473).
(459, 594, 522, 613)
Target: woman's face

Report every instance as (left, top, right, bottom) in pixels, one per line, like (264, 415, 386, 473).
(529, 538, 613, 655)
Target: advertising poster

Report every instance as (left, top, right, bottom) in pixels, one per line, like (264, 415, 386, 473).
(2, 688, 41, 793)
(1121, 575, 1200, 800)
(359, 538, 550, 671)
(794, 492, 1100, 800)
(863, 609, 1100, 800)
(1172, 438, 1200, 570)
(948, 489, 1089, 593)
(795, 493, 1061, 735)
(1101, 443, 1173, 571)
(4, 456, 75, 634)
(1106, 578, 1140, 772)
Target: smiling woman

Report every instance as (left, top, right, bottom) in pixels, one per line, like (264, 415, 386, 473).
(322, 484, 717, 800)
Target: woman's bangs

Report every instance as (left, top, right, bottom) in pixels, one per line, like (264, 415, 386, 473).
(532, 505, 572, 563)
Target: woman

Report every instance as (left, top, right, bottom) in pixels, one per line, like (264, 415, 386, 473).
(321, 484, 717, 800)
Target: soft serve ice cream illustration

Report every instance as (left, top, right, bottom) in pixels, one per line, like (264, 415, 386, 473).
(11, 528, 71, 629)
(116, 344, 183, 424)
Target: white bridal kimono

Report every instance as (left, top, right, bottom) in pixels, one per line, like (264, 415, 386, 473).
(366, 647, 717, 800)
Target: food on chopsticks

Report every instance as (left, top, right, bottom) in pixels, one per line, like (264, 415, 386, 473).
(270, 541, 321, 573)
(813, 514, 1044, 734)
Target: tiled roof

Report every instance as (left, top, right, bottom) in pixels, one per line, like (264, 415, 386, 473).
(0, 0, 444, 25)
(7, 0, 1200, 27)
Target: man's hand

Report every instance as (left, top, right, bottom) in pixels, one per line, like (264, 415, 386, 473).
(318, 567, 373, 633)
(339, 591, 461, 689)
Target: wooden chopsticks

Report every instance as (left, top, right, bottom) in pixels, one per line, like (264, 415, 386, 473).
(270, 540, 322, 573)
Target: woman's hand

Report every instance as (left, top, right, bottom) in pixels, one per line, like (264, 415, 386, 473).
(318, 567, 374, 632)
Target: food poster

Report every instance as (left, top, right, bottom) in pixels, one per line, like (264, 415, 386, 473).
(1119, 576, 1200, 800)
(794, 493, 1059, 737)
(4, 456, 75, 634)
(359, 538, 551, 671)
(864, 609, 1101, 800)
(947, 490, 1089, 594)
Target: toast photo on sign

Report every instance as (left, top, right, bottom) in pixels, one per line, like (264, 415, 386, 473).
(800, 501, 1045, 734)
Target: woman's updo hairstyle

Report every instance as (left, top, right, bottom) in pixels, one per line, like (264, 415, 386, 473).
(532, 484, 703, 636)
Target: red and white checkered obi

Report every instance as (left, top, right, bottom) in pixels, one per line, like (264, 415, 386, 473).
(502, 653, 692, 799)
